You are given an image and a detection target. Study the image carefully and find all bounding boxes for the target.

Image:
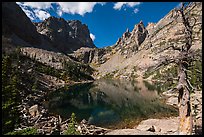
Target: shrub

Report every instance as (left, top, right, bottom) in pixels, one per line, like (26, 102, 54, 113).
(2, 55, 21, 134)
(5, 128, 38, 135)
(63, 113, 80, 135)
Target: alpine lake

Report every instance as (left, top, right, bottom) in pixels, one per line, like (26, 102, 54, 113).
(45, 78, 178, 129)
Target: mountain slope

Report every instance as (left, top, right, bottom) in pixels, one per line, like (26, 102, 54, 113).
(90, 2, 202, 80)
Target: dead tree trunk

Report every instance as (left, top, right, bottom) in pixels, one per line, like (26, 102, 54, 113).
(177, 60, 193, 134)
(150, 2, 198, 134)
(176, 3, 194, 135)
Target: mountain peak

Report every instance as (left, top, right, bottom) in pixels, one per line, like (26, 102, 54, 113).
(126, 28, 130, 33)
(139, 20, 143, 24)
(35, 16, 95, 53)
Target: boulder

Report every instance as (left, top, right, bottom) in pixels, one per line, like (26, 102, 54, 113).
(29, 104, 40, 117)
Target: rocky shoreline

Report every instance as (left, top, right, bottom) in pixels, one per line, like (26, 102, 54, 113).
(105, 90, 202, 135)
(15, 78, 107, 135)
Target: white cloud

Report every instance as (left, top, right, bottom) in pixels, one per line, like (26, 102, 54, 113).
(34, 9, 51, 20)
(133, 8, 139, 14)
(17, 2, 53, 9)
(113, 2, 141, 10)
(56, 2, 105, 16)
(21, 8, 36, 20)
(90, 33, 95, 41)
(16, 2, 106, 21)
(17, 2, 36, 20)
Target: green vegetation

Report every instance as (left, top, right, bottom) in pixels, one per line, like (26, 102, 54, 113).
(2, 47, 93, 134)
(159, 41, 166, 46)
(143, 54, 202, 93)
(63, 113, 80, 135)
(187, 59, 202, 91)
(103, 73, 114, 79)
(143, 64, 178, 93)
(5, 128, 38, 135)
(63, 60, 94, 81)
(143, 69, 154, 79)
(2, 54, 21, 134)
(32, 79, 38, 92)
(130, 66, 139, 80)
(143, 80, 161, 92)
(105, 46, 112, 52)
(34, 61, 62, 78)
(153, 65, 178, 93)
(30, 56, 94, 82)
(2, 48, 42, 134)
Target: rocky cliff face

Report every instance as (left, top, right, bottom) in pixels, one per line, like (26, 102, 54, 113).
(35, 17, 95, 54)
(69, 47, 111, 66)
(114, 21, 148, 57)
(2, 2, 96, 56)
(92, 2, 202, 80)
(71, 20, 149, 65)
(2, 2, 60, 54)
(2, 2, 41, 45)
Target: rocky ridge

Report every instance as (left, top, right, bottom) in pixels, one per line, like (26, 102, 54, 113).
(114, 20, 148, 56)
(2, 2, 96, 56)
(89, 2, 202, 80)
(71, 20, 149, 64)
(35, 17, 95, 54)
(20, 47, 72, 70)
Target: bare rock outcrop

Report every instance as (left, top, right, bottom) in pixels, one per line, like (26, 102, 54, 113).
(113, 21, 148, 57)
(35, 17, 96, 54)
(130, 21, 148, 46)
(69, 47, 109, 64)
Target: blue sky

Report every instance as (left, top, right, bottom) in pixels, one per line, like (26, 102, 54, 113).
(17, 2, 181, 48)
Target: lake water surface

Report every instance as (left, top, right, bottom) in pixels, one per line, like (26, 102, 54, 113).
(47, 79, 178, 129)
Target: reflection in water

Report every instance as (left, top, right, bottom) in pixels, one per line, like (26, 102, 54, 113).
(48, 79, 178, 128)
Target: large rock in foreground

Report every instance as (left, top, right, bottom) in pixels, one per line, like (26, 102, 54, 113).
(105, 117, 179, 135)
(135, 117, 179, 135)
